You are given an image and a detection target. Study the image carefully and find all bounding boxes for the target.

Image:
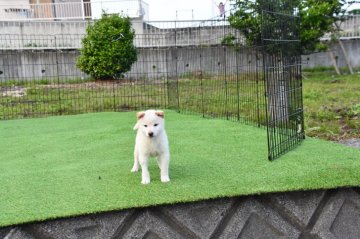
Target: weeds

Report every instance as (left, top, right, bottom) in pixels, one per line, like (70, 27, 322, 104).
(1, 70, 359, 141)
(303, 71, 360, 140)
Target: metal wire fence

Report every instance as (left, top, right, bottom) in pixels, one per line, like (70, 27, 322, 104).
(0, 48, 168, 118)
(0, 13, 304, 160)
(261, 1, 305, 160)
(0, 44, 264, 123)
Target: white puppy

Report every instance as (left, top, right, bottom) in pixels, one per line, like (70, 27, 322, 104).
(131, 110, 170, 184)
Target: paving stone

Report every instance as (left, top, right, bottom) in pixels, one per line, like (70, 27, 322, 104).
(237, 213, 287, 239)
(3, 228, 36, 239)
(31, 210, 132, 239)
(112, 209, 189, 239)
(162, 197, 235, 238)
(267, 190, 326, 226)
(216, 197, 301, 239)
(330, 199, 360, 239)
(311, 188, 360, 239)
(0, 227, 13, 239)
(1, 188, 359, 239)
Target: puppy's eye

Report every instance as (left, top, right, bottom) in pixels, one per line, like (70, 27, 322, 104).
(154, 124, 158, 127)
(144, 125, 148, 127)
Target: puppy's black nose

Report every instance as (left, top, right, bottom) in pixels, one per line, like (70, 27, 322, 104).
(148, 132, 154, 137)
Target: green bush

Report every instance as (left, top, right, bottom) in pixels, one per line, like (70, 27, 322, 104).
(77, 13, 137, 80)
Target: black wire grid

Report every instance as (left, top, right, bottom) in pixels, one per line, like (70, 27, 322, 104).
(0, 4, 304, 160)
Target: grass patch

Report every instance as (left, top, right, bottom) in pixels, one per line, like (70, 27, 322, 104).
(0, 79, 168, 119)
(1, 70, 359, 140)
(303, 72, 360, 140)
(0, 76, 266, 125)
(0, 111, 359, 227)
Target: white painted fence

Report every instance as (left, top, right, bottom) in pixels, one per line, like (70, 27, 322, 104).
(0, 0, 149, 21)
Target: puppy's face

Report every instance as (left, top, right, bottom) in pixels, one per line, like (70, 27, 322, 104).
(134, 110, 165, 138)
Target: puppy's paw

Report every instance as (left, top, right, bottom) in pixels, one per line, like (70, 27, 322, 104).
(131, 166, 139, 173)
(161, 175, 170, 183)
(141, 177, 150, 185)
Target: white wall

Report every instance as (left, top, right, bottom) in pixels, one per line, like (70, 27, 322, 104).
(91, 0, 141, 19)
(0, 0, 31, 20)
(0, 0, 29, 5)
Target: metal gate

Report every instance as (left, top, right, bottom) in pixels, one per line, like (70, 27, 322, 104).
(261, 1, 305, 160)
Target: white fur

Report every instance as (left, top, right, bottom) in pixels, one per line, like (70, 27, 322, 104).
(131, 109, 170, 184)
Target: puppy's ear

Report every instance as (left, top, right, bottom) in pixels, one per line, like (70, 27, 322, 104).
(136, 111, 145, 120)
(134, 111, 145, 130)
(155, 110, 164, 118)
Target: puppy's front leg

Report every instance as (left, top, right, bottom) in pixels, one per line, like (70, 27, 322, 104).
(157, 153, 170, 183)
(139, 156, 150, 184)
(131, 147, 139, 173)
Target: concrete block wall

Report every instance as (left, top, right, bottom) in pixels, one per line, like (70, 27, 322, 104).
(302, 39, 360, 70)
(0, 187, 359, 239)
(0, 46, 258, 81)
(0, 20, 233, 48)
(0, 50, 84, 80)
(1, 20, 360, 70)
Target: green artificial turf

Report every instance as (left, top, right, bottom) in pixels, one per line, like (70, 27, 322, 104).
(0, 111, 359, 227)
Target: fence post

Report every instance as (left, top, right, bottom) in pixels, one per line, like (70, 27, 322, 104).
(256, 51, 261, 127)
(174, 21, 177, 47)
(175, 48, 180, 111)
(224, 46, 228, 120)
(200, 50, 204, 118)
(235, 46, 240, 121)
(166, 47, 180, 112)
(54, 36, 62, 115)
(112, 77, 116, 112)
(81, 0, 85, 20)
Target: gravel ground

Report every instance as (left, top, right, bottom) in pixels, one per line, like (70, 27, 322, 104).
(339, 138, 360, 149)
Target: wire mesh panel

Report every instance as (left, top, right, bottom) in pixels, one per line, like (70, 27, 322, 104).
(0, 32, 268, 130)
(235, 45, 267, 126)
(0, 36, 167, 119)
(261, 1, 305, 160)
(0, 13, 304, 160)
(116, 47, 168, 111)
(171, 44, 266, 125)
(0, 48, 115, 119)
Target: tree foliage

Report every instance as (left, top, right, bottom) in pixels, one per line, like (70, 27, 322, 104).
(301, 0, 345, 53)
(228, 0, 347, 54)
(77, 13, 137, 80)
